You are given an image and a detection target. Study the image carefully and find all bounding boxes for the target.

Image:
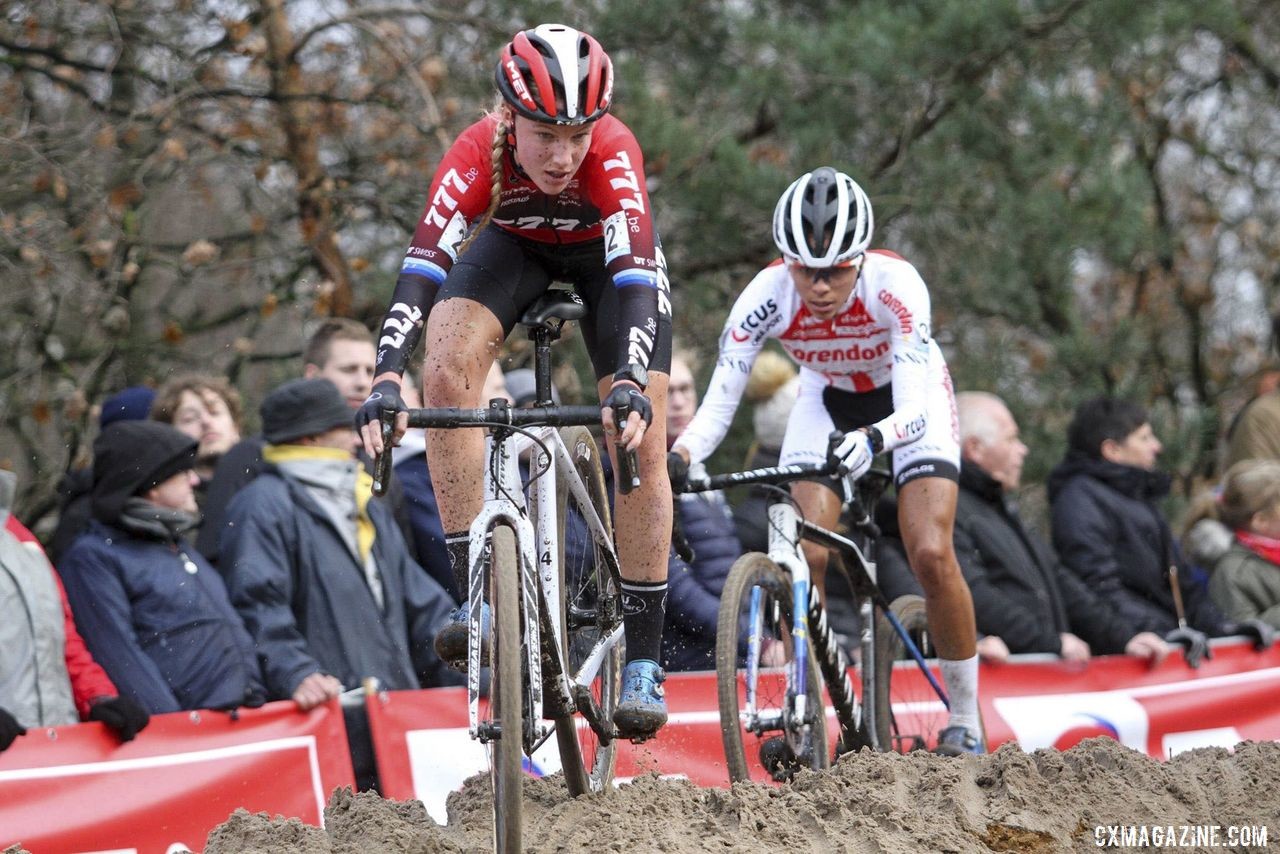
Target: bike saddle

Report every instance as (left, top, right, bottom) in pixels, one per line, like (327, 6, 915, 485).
(520, 289, 587, 330)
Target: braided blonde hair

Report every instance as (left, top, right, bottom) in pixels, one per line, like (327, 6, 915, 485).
(455, 106, 510, 258)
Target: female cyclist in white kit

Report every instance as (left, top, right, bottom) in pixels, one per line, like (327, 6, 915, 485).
(670, 167, 983, 754)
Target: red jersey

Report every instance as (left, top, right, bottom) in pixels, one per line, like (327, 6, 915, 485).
(400, 114, 659, 294)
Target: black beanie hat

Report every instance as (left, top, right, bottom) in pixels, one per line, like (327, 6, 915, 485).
(260, 378, 354, 445)
(91, 421, 198, 524)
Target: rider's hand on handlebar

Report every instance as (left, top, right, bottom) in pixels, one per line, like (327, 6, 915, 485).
(355, 379, 409, 457)
(601, 381, 652, 452)
(832, 429, 875, 480)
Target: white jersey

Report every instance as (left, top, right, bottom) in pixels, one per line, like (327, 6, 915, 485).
(677, 250, 956, 473)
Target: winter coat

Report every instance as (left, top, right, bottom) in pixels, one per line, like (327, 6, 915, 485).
(1047, 452, 1226, 637)
(49, 467, 94, 564)
(4, 515, 118, 724)
(1, 521, 79, 727)
(955, 463, 1135, 655)
(662, 490, 743, 672)
(1225, 390, 1280, 468)
(1209, 542, 1280, 630)
(194, 435, 266, 566)
(198, 436, 419, 569)
(221, 466, 461, 699)
(393, 445, 454, 603)
(58, 520, 266, 714)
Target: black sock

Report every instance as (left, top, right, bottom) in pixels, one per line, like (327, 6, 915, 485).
(444, 531, 469, 604)
(620, 580, 668, 665)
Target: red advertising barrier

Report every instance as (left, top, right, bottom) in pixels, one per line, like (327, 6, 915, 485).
(368, 640, 1280, 821)
(0, 700, 354, 854)
(2, 643, 1274, 849)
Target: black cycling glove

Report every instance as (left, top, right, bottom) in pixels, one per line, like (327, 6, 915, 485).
(602, 382, 653, 432)
(1164, 626, 1211, 668)
(354, 379, 407, 433)
(89, 695, 151, 742)
(0, 707, 27, 751)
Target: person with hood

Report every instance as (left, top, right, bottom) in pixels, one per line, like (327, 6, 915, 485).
(0, 471, 149, 751)
(48, 385, 156, 563)
(1048, 396, 1270, 666)
(221, 378, 461, 707)
(56, 421, 267, 714)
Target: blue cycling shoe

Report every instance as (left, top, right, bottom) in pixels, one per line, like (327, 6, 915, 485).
(433, 603, 489, 668)
(613, 659, 668, 741)
(933, 724, 985, 756)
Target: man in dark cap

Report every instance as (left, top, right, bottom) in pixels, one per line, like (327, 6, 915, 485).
(197, 319, 423, 570)
(57, 421, 268, 714)
(221, 378, 460, 709)
(221, 378, 460, 791)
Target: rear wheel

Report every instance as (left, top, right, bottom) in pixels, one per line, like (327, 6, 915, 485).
(552, 427, 621, 795)
(874, 594, 949, 753)
(488, 523, 523, 853)
(715, 553, 828, 783)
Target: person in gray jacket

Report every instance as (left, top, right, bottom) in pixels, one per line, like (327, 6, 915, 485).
(221, 378, 461, 711)
(1, 471, 149, 750)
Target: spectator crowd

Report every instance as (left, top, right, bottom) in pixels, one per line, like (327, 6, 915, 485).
(4, 314, 1280, 785)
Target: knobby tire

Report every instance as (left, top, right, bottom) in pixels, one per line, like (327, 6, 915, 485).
(873, 594, 949, 753)
(715, 553, 828, 783)
(552, 427, 621, 796)
(489, 523, 523, 853)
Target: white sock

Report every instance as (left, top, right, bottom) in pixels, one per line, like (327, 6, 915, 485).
(939, 654, 980, 732)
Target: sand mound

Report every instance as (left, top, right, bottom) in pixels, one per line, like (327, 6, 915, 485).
(204, 738, 1279, 853)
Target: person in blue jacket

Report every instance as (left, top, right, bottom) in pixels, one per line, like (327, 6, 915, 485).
(661, 351, 745, 671)
(58, 421, 267, 714)
(221, 378, 461, 710)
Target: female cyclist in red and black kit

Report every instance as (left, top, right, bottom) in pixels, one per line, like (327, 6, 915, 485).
(356, 24, 671, 739)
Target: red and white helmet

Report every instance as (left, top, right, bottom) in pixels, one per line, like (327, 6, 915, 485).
(772, 167, 874, 267)
(495, 24, 613, 126)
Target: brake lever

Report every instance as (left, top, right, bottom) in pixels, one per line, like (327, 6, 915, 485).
(372, 411, 395, 497)
(612, 401, 641, 495)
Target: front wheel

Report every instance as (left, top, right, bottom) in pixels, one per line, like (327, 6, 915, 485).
(553, 427, 622, 796)
(715, 553, 828, 783)
(873, 594, 949, 753)
(488, 523, 523, 853)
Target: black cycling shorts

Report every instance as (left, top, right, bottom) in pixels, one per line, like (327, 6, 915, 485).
(435, 224, 672, 379)
(803, 384, 959, 492)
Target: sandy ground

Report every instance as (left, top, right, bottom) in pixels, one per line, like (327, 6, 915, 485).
(201, 738, 1279, 853)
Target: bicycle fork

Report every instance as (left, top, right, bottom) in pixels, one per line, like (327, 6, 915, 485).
(745, 504, 843, 755)
(468, 434, 547, 750)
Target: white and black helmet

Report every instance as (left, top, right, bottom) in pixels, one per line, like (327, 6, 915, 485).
(772, 167, 874, 267)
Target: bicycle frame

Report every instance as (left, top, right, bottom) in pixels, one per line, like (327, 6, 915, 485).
(466, 424, 624, 749)
(754, 501, 875, 750)
(686, 457, 949, 761)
